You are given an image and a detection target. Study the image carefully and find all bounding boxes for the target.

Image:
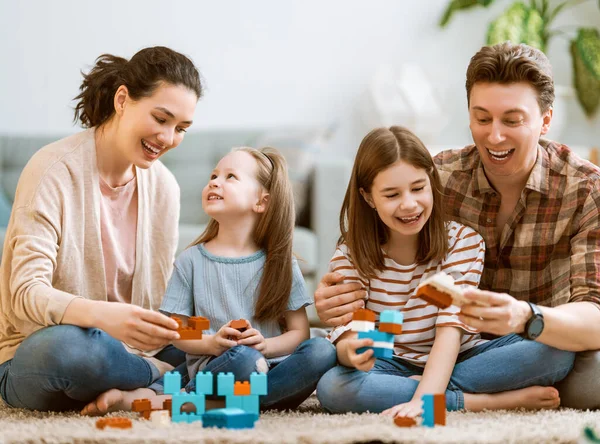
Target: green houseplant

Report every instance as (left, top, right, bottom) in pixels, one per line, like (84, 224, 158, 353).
(439, 0, 600, 117)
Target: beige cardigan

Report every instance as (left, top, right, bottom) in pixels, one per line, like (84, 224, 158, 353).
(0, 129, 180, 365)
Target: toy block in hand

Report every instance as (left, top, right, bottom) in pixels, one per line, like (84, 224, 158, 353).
(96, 417, 132, 430)
(351, 308, 376, 332)
(230, 319, 249, 333)
(189, 316, 210, 331)
(171, 315, 206, 340)
(379, 310, 403, 334)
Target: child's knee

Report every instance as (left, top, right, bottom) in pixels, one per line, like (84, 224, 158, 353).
(230, 345, 268, 373)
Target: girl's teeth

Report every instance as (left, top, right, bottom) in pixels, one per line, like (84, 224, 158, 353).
(142, 140, 160, 154)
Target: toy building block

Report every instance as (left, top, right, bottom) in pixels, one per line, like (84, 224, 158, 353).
(234, 381, 251, 396)
(150, 410, 171, 427)
(422, 394, 446, 427)
(196, 371, 214, 395)
(189, 316, 210, 331)
(163, 399, 172, 417)
(172, 411, 202, 424)
(379, 310, 403, 334)
(250, 372, 268, 396)
(351, 320, 376, 333)
(394, 416, 417, 427)
(417, 272, 491, 308)
(132, 398, 152, 419)
(164, 371, 182, 395)
(357, 330, 394, 358)
(95, 417, 132, 430)
(172, 392, 205, 417)
(218, 372, 235, 396)
(202, 408, 258, 430)
(351, 308, 376, 332)
(230, 319, 249, 332)
(225, 395, 243, 410)
(241, 394, 260, 416)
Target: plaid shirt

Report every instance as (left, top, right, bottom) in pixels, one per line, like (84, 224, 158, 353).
(434, 141, 600, 308)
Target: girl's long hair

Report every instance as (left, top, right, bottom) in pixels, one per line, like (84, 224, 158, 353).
(190, 147, 295, 322)
(339, 126, 448, 279)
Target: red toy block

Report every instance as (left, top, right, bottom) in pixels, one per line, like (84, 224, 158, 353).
(352, 308, 376, 322)
(379, 322, 403, 334)
(96, 417, 132, 430)
(433, 394, 446, 426)
(416, 285, 452, 309)
(132, 398, 152, 413)
(189, 316, 210, 331)
(394, 416, 417, 427)
(234, 381, 251, 396)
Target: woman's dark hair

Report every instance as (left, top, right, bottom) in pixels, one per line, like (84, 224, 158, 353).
(73, 46, 203, 128)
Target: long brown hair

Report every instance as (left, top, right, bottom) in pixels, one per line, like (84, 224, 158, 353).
(73, 46, 203, 128)
(339, 126, 448, 280)
(190, 147, 295, 322)
(466, 42, 554, 113)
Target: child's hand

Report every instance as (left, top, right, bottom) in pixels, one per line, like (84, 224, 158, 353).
(212, 322, 242, 356)
(236, 324, 267, 353)
(345, 337, 376, 372)
(381, 399, 423, 418)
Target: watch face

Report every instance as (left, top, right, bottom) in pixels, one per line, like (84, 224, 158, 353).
(529, 318, 544, 339)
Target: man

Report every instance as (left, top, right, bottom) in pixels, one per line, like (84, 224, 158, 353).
(315, 42, 600, 409)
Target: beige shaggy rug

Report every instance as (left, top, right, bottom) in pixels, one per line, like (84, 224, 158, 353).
(1, 396, 600, 444)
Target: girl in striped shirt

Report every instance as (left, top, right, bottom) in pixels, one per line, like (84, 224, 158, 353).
(316, 126, 568, 419)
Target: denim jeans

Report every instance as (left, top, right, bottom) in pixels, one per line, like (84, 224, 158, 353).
(0, 325, 186, 412)
(317, 334, 576, 413)
(153, 337, 337, 411)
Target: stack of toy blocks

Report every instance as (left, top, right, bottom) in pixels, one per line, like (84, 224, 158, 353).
(171, 315, 210, 340)
(422, 394, 446, 427)
(163, 370, 214, 424)
(353, 309, 403, 359)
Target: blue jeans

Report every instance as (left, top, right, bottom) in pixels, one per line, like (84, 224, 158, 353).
(153, 337, 337, 411)
(0, 325, 186, 412)
(317, 334, 576, 413)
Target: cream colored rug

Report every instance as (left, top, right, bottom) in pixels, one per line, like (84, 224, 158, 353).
(1, 396, 599, 444)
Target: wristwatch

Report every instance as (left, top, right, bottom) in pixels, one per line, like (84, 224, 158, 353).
(521, 301, 545, 340)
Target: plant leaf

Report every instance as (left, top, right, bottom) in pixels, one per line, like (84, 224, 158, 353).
(487, 1, 546, 51)
(571, 38, 600, 117)
(440, 0, 493, 27)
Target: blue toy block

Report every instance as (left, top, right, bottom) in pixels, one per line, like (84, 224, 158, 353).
(164, 371, 182, 395)
(422, 394, 435, 427)
(241, 394, 260, 416)
(250, 372, 267, 395)
(379, 310, 403, 325)
(225, 395, 243, 410)
(195, 371, 213, 395)
(172, 392, 206, 417)
(371, 347, 394, 359)
(358, 330, 395, 343)
(218, 372, 235, 396)
(172, 411, 202, 424)
(202, 408, 258, 429)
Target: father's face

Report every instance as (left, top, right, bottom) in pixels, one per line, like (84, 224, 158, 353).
(469, 82, 552, 182)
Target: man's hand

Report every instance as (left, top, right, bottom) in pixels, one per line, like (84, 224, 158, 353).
(315, 272, 366, 327)
(458, 289, 531, 336)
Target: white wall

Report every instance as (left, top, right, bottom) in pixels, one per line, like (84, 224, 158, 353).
(1, 0, 598, 151)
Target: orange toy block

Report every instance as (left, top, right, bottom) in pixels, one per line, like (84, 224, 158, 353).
(352, 308, 376, 322)
(178, 327, 203, 340)
(433, 394, 446, 426)
(96, 417, 132, 430)
(416, 285, 452, 309)
(132, 398, 152, 413)
(189, 316, 210, 331)
(394, 416, 417, 427)
(230, 319, 249, 333)
(379, 322, 403, 334)
(171, 316, 183, 328)
(163, 399, 172, 417)
(234, 381, 251, 396)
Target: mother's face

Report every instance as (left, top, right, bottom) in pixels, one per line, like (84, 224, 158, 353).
(113, 82, 198, 169)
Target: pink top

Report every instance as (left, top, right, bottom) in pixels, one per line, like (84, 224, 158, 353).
(99, 175, 138, 304)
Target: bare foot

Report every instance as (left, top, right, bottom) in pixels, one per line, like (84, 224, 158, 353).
(464, 386, 560, 412)
(80, 388, 156, 416)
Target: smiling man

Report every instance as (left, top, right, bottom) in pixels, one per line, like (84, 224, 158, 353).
(314, 42, 600, 409)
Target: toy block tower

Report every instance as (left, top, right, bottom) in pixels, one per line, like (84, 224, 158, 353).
(422, 394, 446, 427)
(353, 309, 403, 358)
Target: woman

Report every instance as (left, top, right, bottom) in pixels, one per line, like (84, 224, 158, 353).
(0, 46, 202, 411)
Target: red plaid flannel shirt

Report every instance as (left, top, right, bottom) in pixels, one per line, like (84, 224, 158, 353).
(434, 141, 600, 308)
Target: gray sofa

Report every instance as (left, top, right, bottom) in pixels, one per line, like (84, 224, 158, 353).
(0, 129, 352, 323)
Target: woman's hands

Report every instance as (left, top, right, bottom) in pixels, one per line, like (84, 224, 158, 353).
(92, 301, 180, 351)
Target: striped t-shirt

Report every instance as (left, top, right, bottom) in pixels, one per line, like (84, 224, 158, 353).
(328, 221, 487, 366)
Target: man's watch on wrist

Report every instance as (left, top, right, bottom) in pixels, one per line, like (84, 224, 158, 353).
(520, 301, 545, 340)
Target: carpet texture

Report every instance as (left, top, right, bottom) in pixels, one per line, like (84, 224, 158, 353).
(1, 396, 600, 443)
